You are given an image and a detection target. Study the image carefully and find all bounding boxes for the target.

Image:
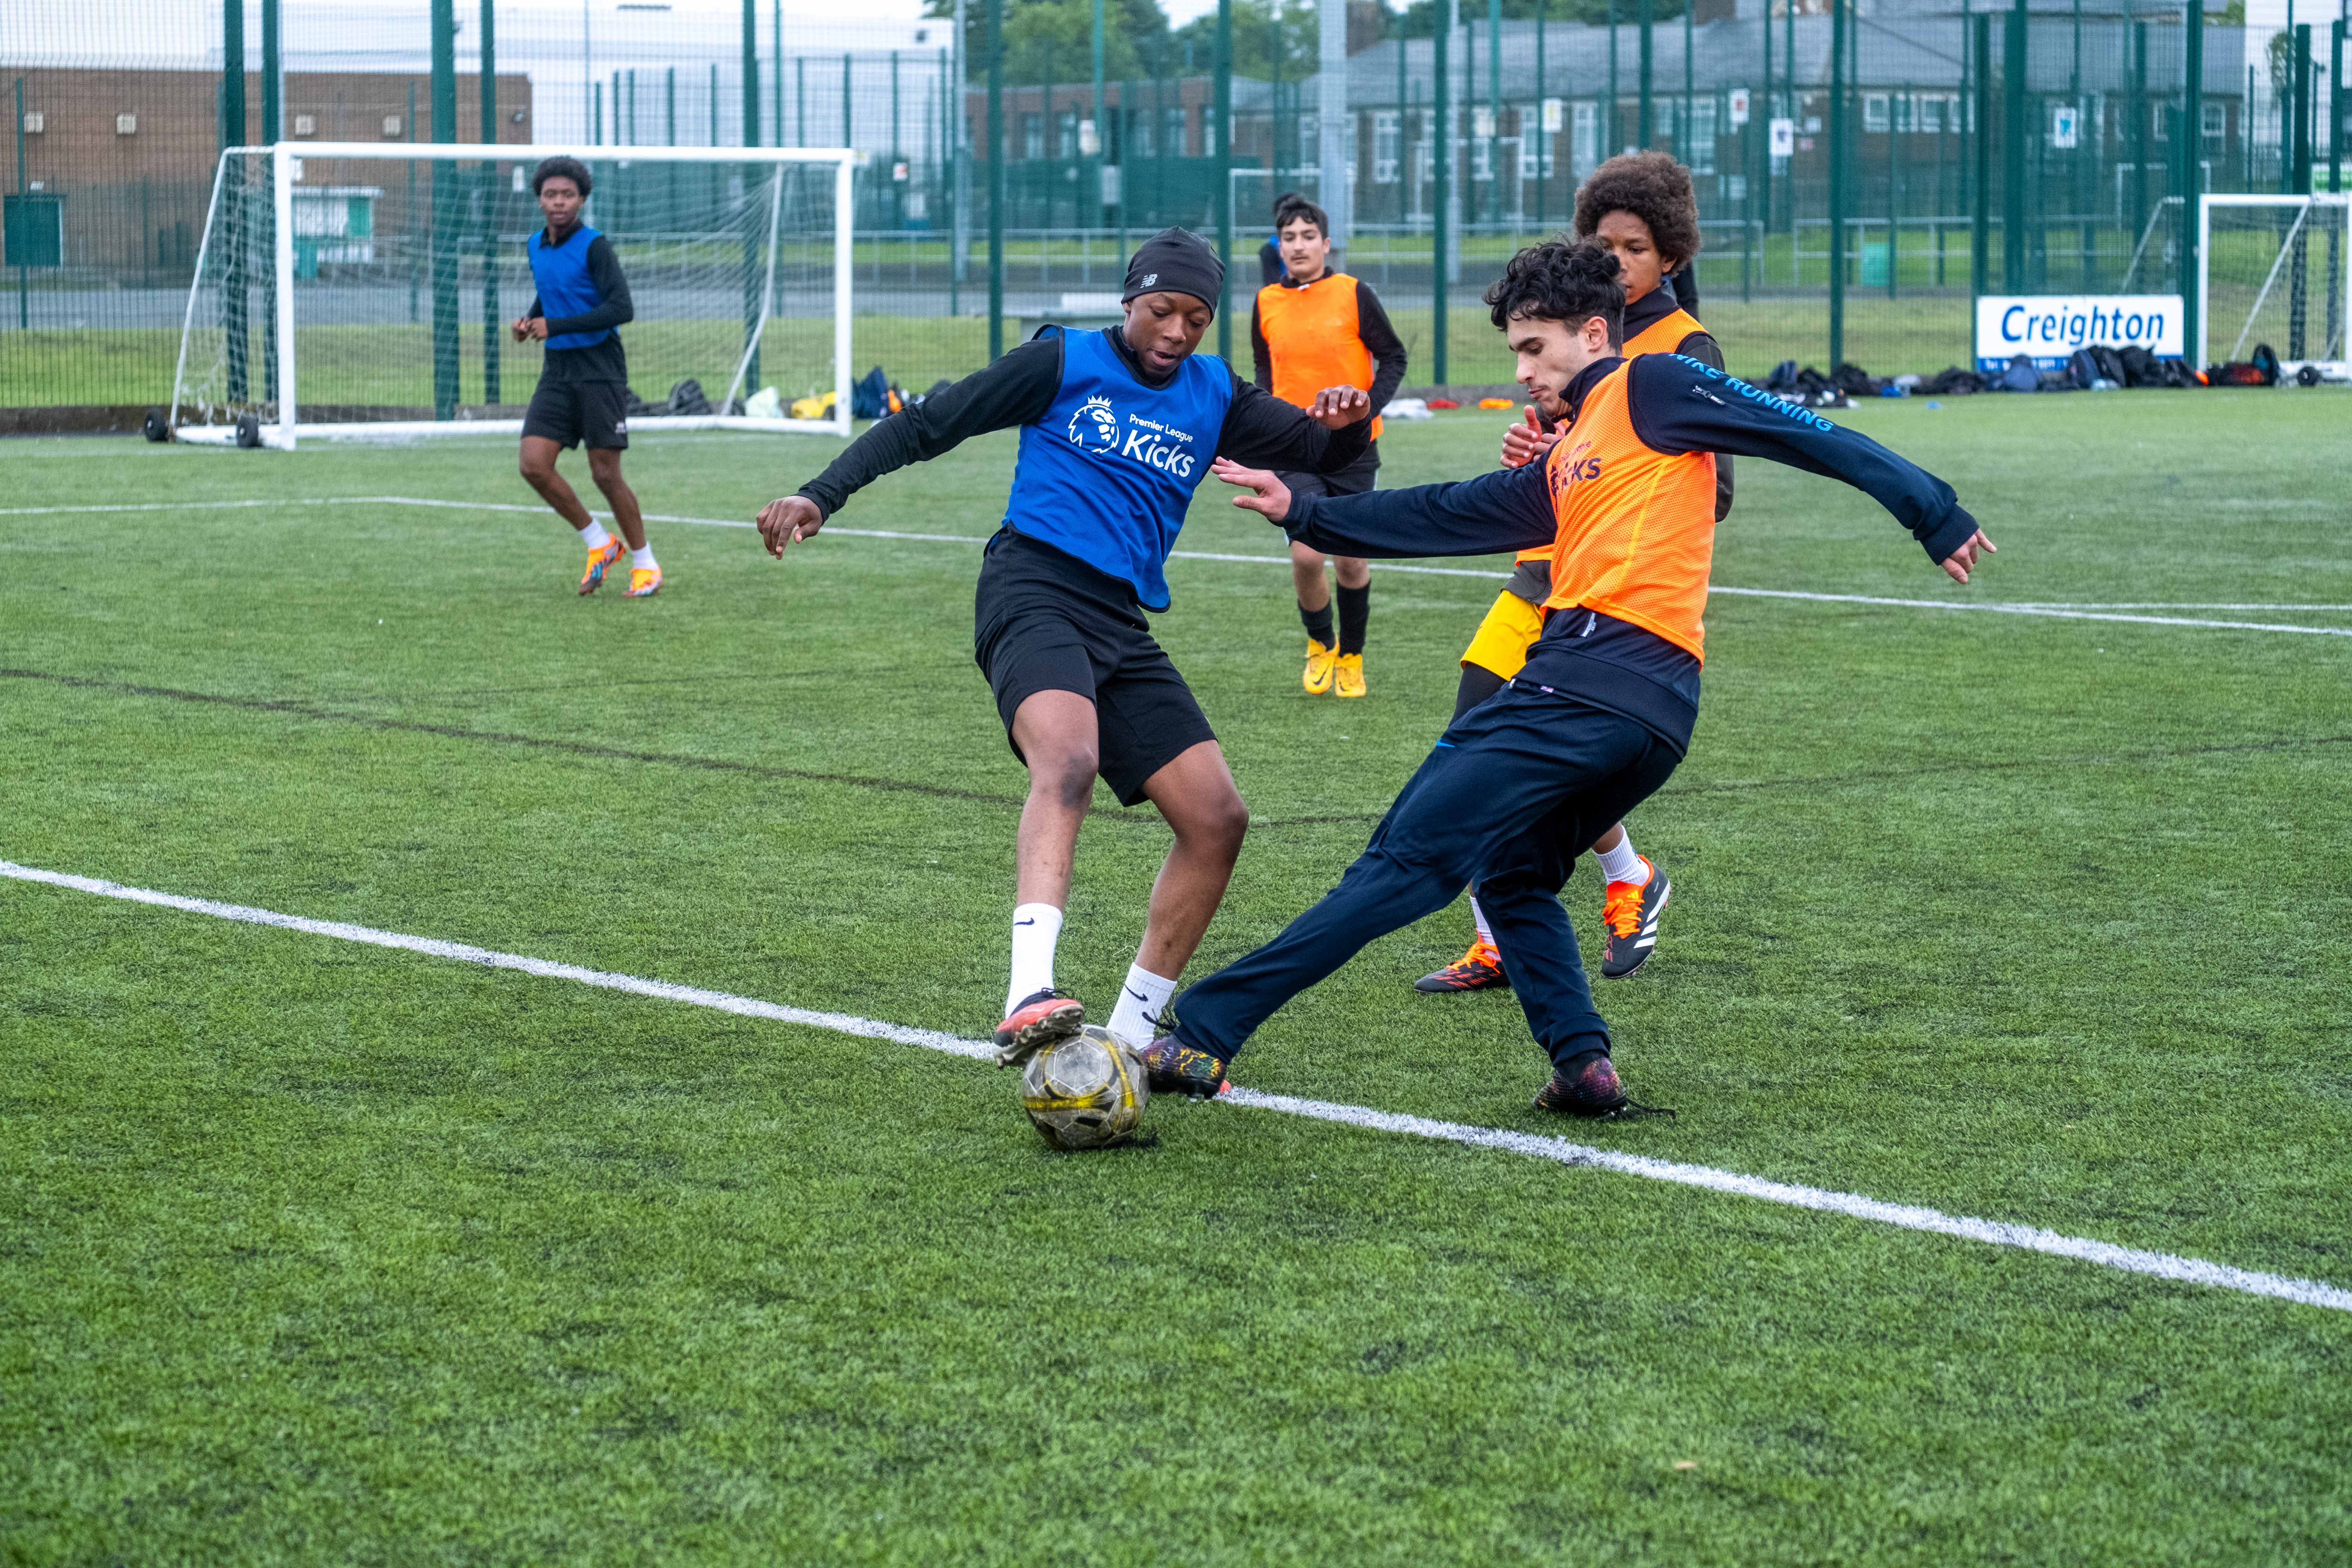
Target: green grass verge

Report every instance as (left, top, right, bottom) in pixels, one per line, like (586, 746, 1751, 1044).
(2, 393, 2349, 1560)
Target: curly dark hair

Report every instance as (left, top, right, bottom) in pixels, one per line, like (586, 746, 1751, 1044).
(1483, 238, 1624, 346)
(531, 155, 593, 198)
(1271, 191, 1328, 236)
(1571, 151, 1702, 269)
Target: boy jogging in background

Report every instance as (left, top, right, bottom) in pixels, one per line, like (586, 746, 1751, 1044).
(513, 156, 661, 599)
(1420, 152, 1724, 994)
(1138, 239, 1993, 1114)
(1250, 193, 1409, 698)
(752, 230, 1373, 1059)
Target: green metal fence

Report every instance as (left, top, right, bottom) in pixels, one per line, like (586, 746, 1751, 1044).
(5, 0, 2343, 418)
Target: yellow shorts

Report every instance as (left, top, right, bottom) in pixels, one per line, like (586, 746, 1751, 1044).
(1458, 589, 1547, 680)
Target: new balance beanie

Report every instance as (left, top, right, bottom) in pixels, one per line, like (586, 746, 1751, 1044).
(1122, 228, 1225, 317)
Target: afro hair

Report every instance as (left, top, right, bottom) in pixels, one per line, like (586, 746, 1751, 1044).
(1571, 151, 1702, 270)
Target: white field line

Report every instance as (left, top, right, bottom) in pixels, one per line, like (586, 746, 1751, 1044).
(6, 855, 2349, 1320)
(9, 495, 2352, 635)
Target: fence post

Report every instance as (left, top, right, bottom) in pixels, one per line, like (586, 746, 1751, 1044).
(741, 0, 762, 391)
(1972, 12, 1989, 300)
(15, 77, 28, 332)
(1638, 0, 1653, 149)
(483, 0, 500, 407)
(2003, 0, 2025, 289)
(261, 0, 281, 404)
(1322, 0, 1350, 258)
(2180, 0, 2200, 364)
(1534, 0, 1547, 234)
(1434, 0, 1451, 383)
(1216, 0, 1234, 360)
(987, 0, 1004, 359)
(432, 0, 459, 421)
(1828, 0, 1845, 368)
(222, 0, 247, 404)
(1488, 0, 1502, 227)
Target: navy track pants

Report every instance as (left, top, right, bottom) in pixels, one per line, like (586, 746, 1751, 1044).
(1173, 683, 1682, 1071)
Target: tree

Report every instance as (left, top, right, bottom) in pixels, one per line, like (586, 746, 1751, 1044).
(926, 0, 1178, 85)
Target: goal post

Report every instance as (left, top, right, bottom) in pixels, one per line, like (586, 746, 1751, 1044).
(2197, 192, 2352, 377)
(172, 143, 857, 448)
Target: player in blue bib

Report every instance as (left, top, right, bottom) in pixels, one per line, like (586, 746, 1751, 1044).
(512, 156, 662, 598)
(755, 229, 1374, 1060)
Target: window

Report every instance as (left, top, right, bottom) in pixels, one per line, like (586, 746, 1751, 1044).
(1058, 110, 1078, 160)
(1863, 93, 1890, 134)
(2201, 101, 2225, 143)
(1298, 114, 1318, 161)
(1916, 94, 1940, 134)
(1372, 110, 1400, 183)
(1022, 113, 1043, 159)
(1688, 97, 1716, 173)
(1572, 100, 1597, 177)
(1133, 111, 1154, 159)
(1472, 132, 1491, 182)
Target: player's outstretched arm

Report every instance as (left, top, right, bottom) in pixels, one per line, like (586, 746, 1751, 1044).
(1211, 453, 1555, 560)
(1215, 377, 1374, 476)
(1628, 354, 1994, 577)
(756, 335, 1064, 556)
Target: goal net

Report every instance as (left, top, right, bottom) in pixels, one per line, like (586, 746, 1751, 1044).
(171, 144, 855, 447)
(2199, 193, 2352, 377)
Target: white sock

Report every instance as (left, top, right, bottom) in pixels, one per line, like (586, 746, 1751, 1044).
(1594, 833, 1649, 886)
(1468, 894, 1493, 946)
(629, 545, 657, 570)
(1006, 903, 1063, 1016)
(1107, 961, 1178, 1049)
(577, 521, 612, 550)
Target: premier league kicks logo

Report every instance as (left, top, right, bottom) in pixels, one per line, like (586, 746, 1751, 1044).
(1067, 394, 1119, 453)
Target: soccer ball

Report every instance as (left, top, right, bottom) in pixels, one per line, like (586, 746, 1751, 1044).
(1020, 1025, 1149, 1150)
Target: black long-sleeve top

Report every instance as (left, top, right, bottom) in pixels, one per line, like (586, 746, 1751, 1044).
(526, 231, 634, 385)
(1247, 274, 1411, 421)
(1282, 352, 1981, 749)
(794, 325, 1373, 521)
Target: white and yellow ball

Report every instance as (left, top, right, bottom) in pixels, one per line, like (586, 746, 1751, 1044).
(1020, 1025, 1149, 1150)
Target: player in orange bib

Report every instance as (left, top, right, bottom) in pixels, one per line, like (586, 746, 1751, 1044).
(1420, 152, 1725, 995)
(1137, 239, 1992, 1112)
(1250, 193, 1409, 698)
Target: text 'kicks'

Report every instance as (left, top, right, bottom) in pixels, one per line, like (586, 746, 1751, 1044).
(1416, 936, 1510, 994)
(579, 537, 623, 595)
(994, 988, 1084, 1067)
(1600, 860, 1671, 980)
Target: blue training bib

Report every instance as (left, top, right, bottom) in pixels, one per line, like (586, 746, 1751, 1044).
(527, 225, 612, 351)
(1000, 328, 1234, 612)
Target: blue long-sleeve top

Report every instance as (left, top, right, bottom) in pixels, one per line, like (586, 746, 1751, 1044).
(1280, 353, 1982, 749)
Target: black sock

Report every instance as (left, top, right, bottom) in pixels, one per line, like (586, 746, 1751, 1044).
(1336, 583, 1371, 655)
(1452, 662, 1507, 721)
(1299, 600, 1335, 647)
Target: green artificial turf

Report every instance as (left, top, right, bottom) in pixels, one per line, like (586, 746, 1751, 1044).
(3, 390, 2350, 1563)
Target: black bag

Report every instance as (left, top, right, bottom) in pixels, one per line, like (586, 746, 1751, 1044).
(623, 387, 668, 418)
(1763, 359, 1801, 394)
(1920, 366, 1986, 396)
(667, 378, 712, 416)
(2088, 345, 2128, 385)
(2116, 345, 2160, 387)
(851, 364, 891, 419)
(1831, 362, 1886, 396)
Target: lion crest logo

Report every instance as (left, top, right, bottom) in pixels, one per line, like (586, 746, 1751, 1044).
(1067, 394, 1119, 454)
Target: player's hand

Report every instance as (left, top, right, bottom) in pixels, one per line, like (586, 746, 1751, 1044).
(1501, 406, 1562, 469)
(1939, 527, 1997, 585)
(756, 495, 825, 558)
(518, 317, 550, 342)
(1308, 386, 1371, 429)
(510, 316, 530, 343)
(1211, 457, 1293, 524)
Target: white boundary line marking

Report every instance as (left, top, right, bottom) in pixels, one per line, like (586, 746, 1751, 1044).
(9, 495, 2352, 636)
(6, 855, 2347, 1318)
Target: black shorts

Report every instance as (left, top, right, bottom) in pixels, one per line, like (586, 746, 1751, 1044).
(1273, 441, 1379, 504)
(522, 378, 630, 450)
(974, 530, 1217, 807)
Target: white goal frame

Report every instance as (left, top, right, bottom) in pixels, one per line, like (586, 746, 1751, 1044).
(2197, 192, 2352, 377)
(176, 142, 858, 448)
